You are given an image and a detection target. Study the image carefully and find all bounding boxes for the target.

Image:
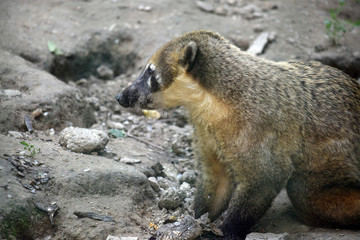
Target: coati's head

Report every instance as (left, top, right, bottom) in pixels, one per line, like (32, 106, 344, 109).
(115, 31, 228, 110)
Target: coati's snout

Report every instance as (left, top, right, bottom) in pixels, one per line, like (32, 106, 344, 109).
(115, 63, 162, 109)
(115, 87, 140, 108)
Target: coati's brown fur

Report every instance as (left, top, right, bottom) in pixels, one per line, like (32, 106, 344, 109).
(116, 31, 360, 239)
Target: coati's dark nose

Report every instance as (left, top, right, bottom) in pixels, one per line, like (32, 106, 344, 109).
(115, 93, 122, 102)
(115, 93, 129, 108)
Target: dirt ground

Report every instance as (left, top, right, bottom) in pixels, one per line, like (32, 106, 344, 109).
(0, 0, 360, 240)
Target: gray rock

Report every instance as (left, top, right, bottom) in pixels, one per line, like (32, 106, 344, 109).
(7, 131, 23, 138)
(162, 163, 179, 182)
(178, 184, 189, 199)
(314, 45, 326, 53)
(148, 177, 160, 192)
(85, 97, 100, 110)
(195, 1, 214, 13)
(0, 89, 22, 100)
(215, 6, 229, 16)
(179, 182, 193, 199)
(227, 0, 237, 6)
(107, 120, 125, 130)
(151, 162, 164, 177)
(96, 65, 114, 80)
(59, 127, 109, 153)
(253, 25, 264, 33)
(268, 31, 277, 42)
(157, 176, 177, 190)
(246, 232, 289, 240)
(234, 4, 264, 20)
(49, 128, 55, 136)
(179, 170, 196, 186)
(158, 188, 186, 210)
(120, 157, 141, 165)
(137, 5, 152, 12)
(286, 37, 296, 44)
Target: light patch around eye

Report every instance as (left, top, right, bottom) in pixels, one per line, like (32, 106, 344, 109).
(149, 63, 156, 71)
(155, 74, 162, 84)
(147, 76, 152, 88)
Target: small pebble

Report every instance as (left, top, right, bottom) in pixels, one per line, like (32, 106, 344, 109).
(32, 108, 43, 118)
(137, 5, 152, 12)
(120, 157, 141, 165)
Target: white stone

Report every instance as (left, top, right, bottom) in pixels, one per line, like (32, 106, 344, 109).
(120, 157, 141, 165)
(59, 127, 109, 153)
(3, 89, 21, 97)
(247, 32, 270, 55)
(106, 120, 124, 129)
(8, 131, 23, 138)
(148, 177, 160, 192)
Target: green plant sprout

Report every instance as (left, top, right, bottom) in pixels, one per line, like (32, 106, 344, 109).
(324, 1, 360, 45)
(324, 1, 347, 45)
(47, 41, 63, 55)
(20, 141, 41, 157)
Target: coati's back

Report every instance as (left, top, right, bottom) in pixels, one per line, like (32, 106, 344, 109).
(282, 61, 360, 141)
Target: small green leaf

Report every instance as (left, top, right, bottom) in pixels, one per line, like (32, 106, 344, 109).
(54, 48, 63, 56)
(47, 41, 57, 52)
(324, 19, 332, 29)
(347, 19, 360, 26)
(47, 41, 63, 55)
(108, 129, 126, 138)
(20, 141, 29, 147)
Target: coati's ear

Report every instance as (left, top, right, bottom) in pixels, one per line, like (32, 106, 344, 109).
(181, 41, 198, 72)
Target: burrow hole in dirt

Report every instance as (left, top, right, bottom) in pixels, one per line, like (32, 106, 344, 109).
(49, 30, 140, 82)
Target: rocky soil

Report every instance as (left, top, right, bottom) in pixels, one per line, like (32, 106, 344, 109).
(0, 0, 360, 240)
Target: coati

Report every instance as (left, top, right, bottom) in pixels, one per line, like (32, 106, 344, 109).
(115, 31, 360, 239)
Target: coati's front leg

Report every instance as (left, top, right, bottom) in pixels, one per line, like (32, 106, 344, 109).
(194, 151, 234, 221)
(195, 139, 293, 239)
(219, 151, 292, 239)
(193, 156, 228, 219)
(220, 182, 279, 239)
